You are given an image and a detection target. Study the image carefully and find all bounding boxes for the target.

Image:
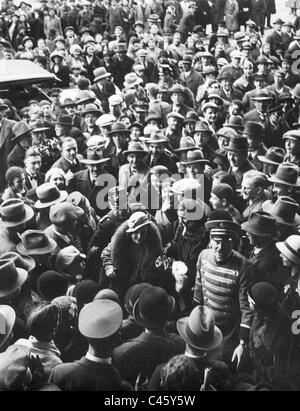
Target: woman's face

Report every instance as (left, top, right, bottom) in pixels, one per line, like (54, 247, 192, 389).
(131, 226, 148, 245)
(50, 174, 66, 190)
(11, 174, 26, 193)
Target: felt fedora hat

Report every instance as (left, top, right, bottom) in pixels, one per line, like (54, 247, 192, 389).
(35, 183, 68, 209)
(225, 136, 248, 152)
(0, 260, 28, 298)
(133, 286, 175, 330)
(272, 196, 300, 226)
(93, 67, 111, 83)
(257, 147, 285, 165)
(80, 147, 110, 165)
(55, 115, 73, 127)
(0, 305, 16, 349)
(276, 235, 300, 266)
(175, 136, 197, 153)
(79, 300, 123, 339)
(184, 111, 199, 124)
(107, 122, 131, 136)
(123, 142, 148, 156)
(191, 120, 212, 134)
(242, 121, 264, 137)
(223, 116, 244, 130)
(123, 73, 143, 89)
(177, 306, 222, 351)
(0, 252, 36, 273)
(124, 283, 152, 313)
(169, 84, 186, 95)
(241, 211, 278, 238)
(216, 127, 239, 140)
(181, 149, 209, 165)
(81, 103, 101, 117)
(0, 199, 34, 228)
(268, 163, 300, 187)
(17, 230, 57, 256)
(11, 121, 33, 141)
(145, 132, 168, 145)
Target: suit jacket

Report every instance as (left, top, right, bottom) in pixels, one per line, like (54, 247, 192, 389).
(229, 159, 256, 188)
(179, 70, 204, 97)
(0, 118, 16, 192)
(248, 143, 267, 172)
(24, 171, 45, 191)
(51, 156, 82, 174)
(266, 30, 284, 58)
(113, 330, 185, 385)
(7, 143, 26, 169)
(50, 357, 132, 391)
(220, 87, 243, 103)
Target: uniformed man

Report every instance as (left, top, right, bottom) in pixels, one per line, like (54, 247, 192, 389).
(193, 218, 252, 365)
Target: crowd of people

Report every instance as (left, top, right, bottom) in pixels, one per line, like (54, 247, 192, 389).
(0, 0, 300, 392)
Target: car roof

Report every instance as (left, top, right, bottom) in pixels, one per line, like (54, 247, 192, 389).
(0, 59, 56, 88)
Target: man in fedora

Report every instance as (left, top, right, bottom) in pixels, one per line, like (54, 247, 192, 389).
(257, 146, 285, 177)
(163, 112, 185, 152)
(242, 121, 267, 172)
(50, 300, 132, 391)
(272, 196, 300, 240)
(90, 67, 116, 113)
(193, 218, 252, 366)
(169, 84, 193, 117)
(54, 115, 85, 155)
(0, 99, 16, 193)
(226, 136, 256, 189)
(113, 285, 184, 386)
(145, 132, 177, 173)
(218, 72, 243, 103)
(51, 137, 81, 175)
(71, 147, 113, 217)
(8, 121, 32, 170)
(107, 122, 130, 175)
(149, 306, 226, 391)
(266, 18, 285, 60)
(179, 54, 204, 97)
(111, 43, 134, 89)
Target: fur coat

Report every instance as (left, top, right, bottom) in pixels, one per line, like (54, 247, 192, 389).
(109, 221, 163, 297)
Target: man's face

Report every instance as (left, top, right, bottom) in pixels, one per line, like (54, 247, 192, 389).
(257, 63, 267, 73)
(194, 131, 209, 150)
(173, 33, 181, 45)
(241, 177, 259, 201)
(110, 104, 122, 118)
(42, 104, 51, 115)
(285, 138, 300, 155)
(112, 133, 127, 150)
(20, 134, 32, 150)
(130, 127, 141, 141)
(149, 143, 164, 159)
(65, 105, 76, 116)
(55, 124, 65, 137)
(282, 61, 291, 72)
(186, 163, 205, 179)
(87, 164, 103, 180)
(272, 183, 291, 199)
(11, 174, 26, 193)
(32, 131, 45, 146)
(221, 79, 232, 92)
(274, 73, 284, 88)
(244, 62, 253, 78)
(131, 225, 148, 245)
(62, 141, 77, 161)
(167, 116, 178, 131)
(232, 57, 241, 68)
(218, 136, 229, 150)
(127, 153, 145, 170)
(50, 174, 65, 190)
(254, 79, 265, 90)
(204, 108, 217, 124)
(227, 150, 247, 169)
(210, 193, 223, 210)
(25, 155, 41, 176)
(255, 101, 269, 113)
(229, 104, 241, 116)
(84, 113, 97, 128)
(247, 136, 261, 151)
(211, 236, 233, 262)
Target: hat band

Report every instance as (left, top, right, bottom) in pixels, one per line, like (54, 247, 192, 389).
(40, 190, 60, 204)
(184, 322, 214, 347)
(283, 241, 300, 260)
(2, 207, 26, 222)
(210, 229, 233, 237)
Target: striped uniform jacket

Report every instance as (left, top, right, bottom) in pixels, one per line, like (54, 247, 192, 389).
(193, 249, 252, 341)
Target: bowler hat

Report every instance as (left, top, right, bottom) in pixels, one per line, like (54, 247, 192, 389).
(80, 147, 110, 165)
(241, 211, 278, 237)
(114, 43, 128, 53)
(123, 142, 148, 156)
(276, 235, 300, 266)
(223, 116, 244, 130)
(257, 147, 285, 165)
(11, 121, 32, 141)
(256, 55, 269, 65)
(251, 90, 272, 101)
(49, 202, 84, 226)
(0, 305, 16, 349)
(133, 286, 175, 330)
(79, 300, 123, 339)
(107, 122, 130, 136)
(272, 196, 300, 226)
(35, 183, 68, 209)
(94, 289, 120, 304)
(177, 306, 222, 351)
(182, 150, 209, 165)
(0, 252, 35, 273)
(268, 163, 300, 187)
(0, 260, 28, 298)
(242, 121, 264, 138)
(17, 230, 57, 256)
(225, 137, 248, 152)
(175, 136, 197, 153)
(32, 119, 50, 133)
(81, 103, 101, 117)
(0, 199, 34, 228)
(55, 115, 73, 127)
(93, 67, 111, 83)
(126, 211, 151, 233)
(217, 72, 234, 82)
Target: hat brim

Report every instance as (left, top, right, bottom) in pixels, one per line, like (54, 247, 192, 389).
(11, 127, 34, 141)
(0, 267, 28, 298)
(182, 159, 209, 165)
(268, 176, 300, 187)
(80, 157, 110, 165)
(276, 241, 300, 265)
(126, 220, 151, 233)
(33, 127, 50, 133)
(94, 73, 111, 82)
(177, 317, 223, 351)
(251, 97, 273, 101)
(241, 222, 277, 238)
(257, 155, 280, 165)
(123, 79, 143, 88)
(81, 110, 101, 117)
(1, 205, 34, 228)
(133, 294, 175, 329)
(107, 129, 131, 136)
(0, 306, 16, 349)
(35, 190, 68, 210)
(17, 238, 57, 256)
(145, 139, 168, 144)
(175, 146, 197, 153)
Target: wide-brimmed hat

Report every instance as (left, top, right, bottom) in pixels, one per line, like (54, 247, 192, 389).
(276, 235, 300, 265)
(32, 119, 50, 134)
(0, 199, 34, 228)
(76, 90, 96, 106)
(175, 137, 197, 153)
(217, 72, 234, 82)
(273, 18, 285, 25)
(123, 73, 143, 89)
(177, 306, 222, 351)
(55, 115, 73, 127)
(126, 211, 151, 233)
(17, 230, 57, 256)
(225, 137, 248, 153)
(0, 305, 16, 349)
(145, 132, 167, 145)
(11, 121, 32, 141)
(133, 286, 175, 330)
(182, 150, 209, 165)
(107, 122, 130, 136)
(191, 120, 212, 134)
(241, 211, 278, 238)
(93, 67, 111, 83)
(242, 121, 264, 138)
(35, 183, 68, 209)
(80, 147, 110, 165)
(0, 260, 28, 298)
(272, 196, 300, 227)
(79, 300, 123, 339)
(81, 103, 101, 117)
(201, 65, 217, 76)
(257, 147, 285, 165)
(123, 142, 148, 156)
(252, 90, 273, 101)
(268, 163, 300, 187)
(0, 252, 35, 273)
